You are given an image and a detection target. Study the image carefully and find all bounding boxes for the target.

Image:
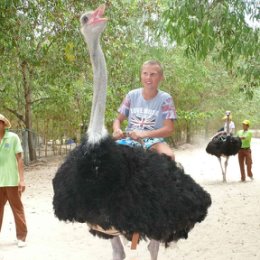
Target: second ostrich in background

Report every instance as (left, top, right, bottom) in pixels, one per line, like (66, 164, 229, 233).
(52, 5, 212, 260)
(206, 111, 241, 182)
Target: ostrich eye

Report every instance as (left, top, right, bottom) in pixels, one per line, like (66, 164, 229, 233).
(83, 16, 89, 23)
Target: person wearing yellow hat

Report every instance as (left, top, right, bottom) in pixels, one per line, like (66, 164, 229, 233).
(0, 114, 28, 247)
(236, 119, 253, 182)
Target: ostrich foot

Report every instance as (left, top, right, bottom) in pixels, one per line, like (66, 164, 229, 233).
(148, 239, 160, 260)
(111, 236, 126, 260)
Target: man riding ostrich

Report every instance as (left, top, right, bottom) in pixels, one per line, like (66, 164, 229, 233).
(52, 5, 212, 260)
(206, 111, 241, 182)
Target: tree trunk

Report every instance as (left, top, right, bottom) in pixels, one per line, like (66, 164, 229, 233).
(44, 119, 49, 157)
(21, 61, 37, 161)
(186, 120, 191, 143)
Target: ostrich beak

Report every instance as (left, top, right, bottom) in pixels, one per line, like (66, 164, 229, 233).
(89, 4, 107, 25)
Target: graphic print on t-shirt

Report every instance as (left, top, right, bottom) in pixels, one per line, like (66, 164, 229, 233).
(129, 108, 157, 130)
(130, 115, 155, 130)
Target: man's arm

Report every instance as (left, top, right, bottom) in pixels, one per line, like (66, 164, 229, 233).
(16, 152, 25, 192)
(112, 113, 127, 139)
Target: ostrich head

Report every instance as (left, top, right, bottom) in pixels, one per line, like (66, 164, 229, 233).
(80, 5, 107, 48)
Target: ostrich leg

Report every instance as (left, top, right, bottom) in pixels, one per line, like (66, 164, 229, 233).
(110, 236, 126, 260)
(218, 157, 226, 182)
(148, 239, 160, 260)
(223, 156, 229, 182)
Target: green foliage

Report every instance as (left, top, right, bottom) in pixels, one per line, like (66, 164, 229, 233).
(0, 0, 259, 150)
(162, 0, 259, 90)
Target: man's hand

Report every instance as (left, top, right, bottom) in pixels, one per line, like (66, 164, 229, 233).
(112, 129, 124, 140)
(128, 130, 145, 141)
(18, 180, 26, 193)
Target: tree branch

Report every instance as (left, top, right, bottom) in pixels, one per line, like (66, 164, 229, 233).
(30, 97, 52, 104)
(3, 106, 25, 124)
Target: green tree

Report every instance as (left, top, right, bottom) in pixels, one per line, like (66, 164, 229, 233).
(1, 0, 259, 158)
(162, 0, 259, 90)
(0, 0, 92, 160)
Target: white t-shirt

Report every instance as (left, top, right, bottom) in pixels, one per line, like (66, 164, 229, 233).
(224, 121, 235, 133)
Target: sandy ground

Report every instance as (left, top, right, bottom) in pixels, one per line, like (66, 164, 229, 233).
(1, 138, 260, 260)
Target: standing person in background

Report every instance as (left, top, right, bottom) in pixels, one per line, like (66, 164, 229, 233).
(211, 111, 235, 139)
(237, 119, 253, 182)
(222, 111, 235, 134)
(0, 114, 27, 247)
(112, 60, 177, 160)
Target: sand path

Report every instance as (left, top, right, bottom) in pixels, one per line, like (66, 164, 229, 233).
(1, 138, 259, 260)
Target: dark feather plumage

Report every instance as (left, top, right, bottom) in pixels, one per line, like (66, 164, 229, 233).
(206, 134, 241, 157)
(53, 136, 211, 246)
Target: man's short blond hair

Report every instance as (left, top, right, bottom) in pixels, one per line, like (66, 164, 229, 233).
(141, 60, 164, 75)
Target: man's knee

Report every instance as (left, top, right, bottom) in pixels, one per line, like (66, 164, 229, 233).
(151, 143, 175, 160)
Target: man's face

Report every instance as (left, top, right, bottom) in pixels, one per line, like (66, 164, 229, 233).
(242, 124, 249, 130)
(141, 64, 164, 91)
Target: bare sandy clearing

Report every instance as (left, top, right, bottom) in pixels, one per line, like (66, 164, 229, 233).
(1, 138, 259, 260)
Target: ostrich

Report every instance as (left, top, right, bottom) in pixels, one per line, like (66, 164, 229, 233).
(206, 112, 241, 182)
(52, 5, 211, 260)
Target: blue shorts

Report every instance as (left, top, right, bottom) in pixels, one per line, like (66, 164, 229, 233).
(116, 137, 165, 150)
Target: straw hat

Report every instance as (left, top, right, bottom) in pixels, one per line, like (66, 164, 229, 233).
(222, 115, 232, 120)
(0, 114, 11, 128)
(242, 119, 250, 126)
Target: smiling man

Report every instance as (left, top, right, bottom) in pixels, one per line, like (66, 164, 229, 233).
(112, 60, 177, 160)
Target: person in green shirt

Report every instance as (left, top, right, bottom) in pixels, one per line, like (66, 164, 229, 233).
(0, 114, 27, 247)
(237, 119, 253, 182)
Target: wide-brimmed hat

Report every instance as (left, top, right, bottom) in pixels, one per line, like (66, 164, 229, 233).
(0, 114, 11, 128)
(242, 119, 250, 126)
(222, 115, 232, 120)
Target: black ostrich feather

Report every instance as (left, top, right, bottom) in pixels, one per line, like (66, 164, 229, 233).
(206, 134, 242, 157)
(53, 136, 211, 246)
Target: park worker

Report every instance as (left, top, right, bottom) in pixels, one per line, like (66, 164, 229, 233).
(0, 114, 27, 247)
(237, 119, 253, 182)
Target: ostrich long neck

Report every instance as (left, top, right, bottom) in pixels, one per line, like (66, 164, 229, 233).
(87, 37, 108, 144)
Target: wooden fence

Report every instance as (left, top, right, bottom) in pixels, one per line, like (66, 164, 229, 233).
(13, 129, 77, 165)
